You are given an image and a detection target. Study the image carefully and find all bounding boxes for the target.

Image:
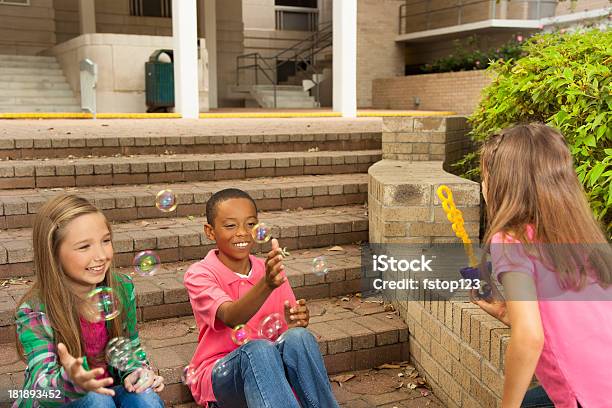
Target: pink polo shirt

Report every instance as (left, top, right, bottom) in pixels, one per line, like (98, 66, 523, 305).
(183, 249, 296, 405)
(492, 230, 612, 408)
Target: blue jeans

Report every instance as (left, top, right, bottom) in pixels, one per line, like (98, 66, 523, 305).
(521, 386, 582, 408)
(62, 385, 165, 407)
(211, 327, 339, 408)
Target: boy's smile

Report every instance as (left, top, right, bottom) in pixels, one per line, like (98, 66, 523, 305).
(205, 198, 258, 275)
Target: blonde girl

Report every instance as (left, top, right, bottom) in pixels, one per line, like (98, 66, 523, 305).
(473, 123, 612, 408)
(13, 194, 165, 408)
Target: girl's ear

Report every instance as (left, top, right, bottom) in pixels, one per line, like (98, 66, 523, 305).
(203, 223, 215, 242)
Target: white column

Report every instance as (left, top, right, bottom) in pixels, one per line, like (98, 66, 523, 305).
(78, 0, 96, 34)
(332, 0, 357, 118)
(172, 0, 200, 118)
(204, 0, 218, 109)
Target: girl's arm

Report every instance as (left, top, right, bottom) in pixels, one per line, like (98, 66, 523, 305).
(15, 305, 88, 407)
(500, 272, 544, 408)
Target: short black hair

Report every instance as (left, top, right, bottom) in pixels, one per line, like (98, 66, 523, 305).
(205, 188, 258, 226)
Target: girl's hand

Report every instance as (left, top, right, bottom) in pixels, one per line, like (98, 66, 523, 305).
(57, 343, 115, 396)
(124, 368, 165, 394)
(284, 299, 310, 328)
(265, 239, 286, 289)
(470, 289, 510, 326)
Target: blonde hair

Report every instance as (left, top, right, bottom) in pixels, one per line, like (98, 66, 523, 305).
(16, 194, 125, 361)
(480, 123, 610, 289)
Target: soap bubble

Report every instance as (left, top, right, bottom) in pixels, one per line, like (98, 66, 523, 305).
(133, 250, 161, 277)
(155, 189, 177, 212)
(258, 313, 285, 341)
(231, 324, 253, 346)
(182, 365, 197, 385)
(87, 287, 121, 322)
(212, 359, 231, 378)
(312, 256, 329, 276)
(105, 337, 136, 371)
(251, 223, 272, 244)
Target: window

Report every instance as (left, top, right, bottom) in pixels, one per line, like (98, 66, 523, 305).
(275, 0, 319, 31)
(0, 0, 30, 5)
(130, 0, 171, 18)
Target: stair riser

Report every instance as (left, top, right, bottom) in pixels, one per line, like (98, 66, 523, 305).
(0, 89, 74, 97)
(0, 155, 379, 189)
(0, 61, 60, 69)
(0, 106, 81, 113)
(0, 229, 368, 279)
(0, 81, 70, 90)
(0, 189, 367, 229)
(0, 67, 65, 76)
(0, 135, 381, 160)
(0, 55, 56, 63)
(0, 97, 78, 105)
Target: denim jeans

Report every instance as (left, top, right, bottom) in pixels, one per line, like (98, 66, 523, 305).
(210, 327, 339, 408)
(521, 386, 582, 408)
(61, 385, 165, 407)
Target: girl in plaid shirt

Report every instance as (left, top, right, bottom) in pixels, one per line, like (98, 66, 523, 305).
(13, 194, 165, 408)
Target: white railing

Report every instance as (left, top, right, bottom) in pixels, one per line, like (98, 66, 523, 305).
(275, 5, 319, 31)
(79, 59, 97, 117)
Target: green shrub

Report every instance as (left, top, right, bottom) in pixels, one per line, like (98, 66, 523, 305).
(420, 35, 526, 74)
(458, 28, 612, 235)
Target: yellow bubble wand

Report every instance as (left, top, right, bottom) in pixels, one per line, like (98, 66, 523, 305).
(436, 185, 478, 267)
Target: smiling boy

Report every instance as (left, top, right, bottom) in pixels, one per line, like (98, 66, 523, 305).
(183, 188, 339, 408)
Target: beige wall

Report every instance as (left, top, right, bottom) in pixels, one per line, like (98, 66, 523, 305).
(0, 0, 56, 55)
(372, 70, 493, 115)
(53, 0, 173, 45)
(357, 0, 405, 107)
(47, 33, 209, 113)
(217, 0, 245, 107)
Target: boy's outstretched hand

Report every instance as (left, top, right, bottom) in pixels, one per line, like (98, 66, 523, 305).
(265, 238, 286, 289)
(57, 342, 115, 396)
(284, 299, 310, 328)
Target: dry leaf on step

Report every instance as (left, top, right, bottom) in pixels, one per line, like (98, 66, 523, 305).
(329, 374, 355, 383)
(327, 246, 344, 251)
(376, 363, 401, 370)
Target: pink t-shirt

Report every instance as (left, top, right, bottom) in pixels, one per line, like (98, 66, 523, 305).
(183, 249, 297, 405)
(79, 317, 110, 380)
(491, 230, 612, 408)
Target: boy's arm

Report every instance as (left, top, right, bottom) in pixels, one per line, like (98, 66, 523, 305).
(15, 305, 87, 407)
(217, 239, 287, 328)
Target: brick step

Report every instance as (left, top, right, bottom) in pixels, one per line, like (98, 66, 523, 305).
(0, 245, 365, 343)
(0, 296, 409, 407)
(0, 118, 382, 160)
(0, 173, 368, 229)
(0, 150, 381, 189)
(0, 205, 369, 279)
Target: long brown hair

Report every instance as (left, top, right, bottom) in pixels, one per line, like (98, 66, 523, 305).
(16, 194, 125, 361)
(480, 123, 610, 289)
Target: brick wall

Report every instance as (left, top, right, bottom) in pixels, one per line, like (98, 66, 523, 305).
(372, 70, 494, 115)
(368, 116, 510, 406)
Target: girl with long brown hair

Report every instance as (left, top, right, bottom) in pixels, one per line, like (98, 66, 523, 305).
(13, 194, 165, 408)
(473, 123, 612, 408)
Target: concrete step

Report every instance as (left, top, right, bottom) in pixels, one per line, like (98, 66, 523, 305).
(0, 105, 81, 113)
(0, 81, 71, 90)
(0, 150, 381, 189)
(258, 98, 318, 109)
(0, 245, 365, 342)
(0, 60, 60, 70)
(0, 173, 368, 229)
(0, 67, 65, 76)
(0, 205, 369, 278)
(0, 96, 78, 106)
(0, 295, 409, 406)
(0, 54, 57, 63)
(0, 74, 65, 83)
(0, 88, 74, 98)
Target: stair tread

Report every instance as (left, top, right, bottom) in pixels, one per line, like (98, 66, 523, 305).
(0, 245, 364, 326)
(0, 293, 411, 406)
(0, 205, 369, 265)
(0, 150, 380, 168)
(0, 173, 367, 205)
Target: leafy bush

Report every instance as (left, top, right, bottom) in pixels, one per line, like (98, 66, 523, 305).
(458, 28, 612, 235)
(420, 35, 526, 74)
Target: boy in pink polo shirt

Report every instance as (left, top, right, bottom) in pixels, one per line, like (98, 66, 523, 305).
(183, 188, 340, 408)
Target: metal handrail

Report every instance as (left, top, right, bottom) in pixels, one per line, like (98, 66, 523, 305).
(236, 21, 333, 108)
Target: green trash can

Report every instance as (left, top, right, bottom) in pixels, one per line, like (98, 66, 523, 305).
(145, 49, 174, 112)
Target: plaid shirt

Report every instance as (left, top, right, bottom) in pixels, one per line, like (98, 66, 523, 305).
(13, 273, 143, 408)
